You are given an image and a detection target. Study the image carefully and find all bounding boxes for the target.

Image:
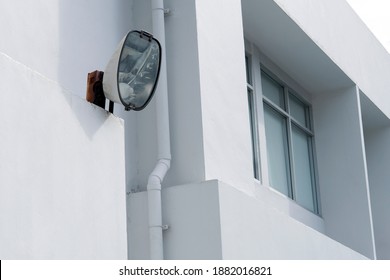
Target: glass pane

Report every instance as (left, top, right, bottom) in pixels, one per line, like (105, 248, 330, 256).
(291, 126, 316, 212)
(118, 31, 161, 109)
(289, 94, 309, 128)
(264, 104, 290, 196)
(261, 72, 285, 110)
(248, 89, 260, 180)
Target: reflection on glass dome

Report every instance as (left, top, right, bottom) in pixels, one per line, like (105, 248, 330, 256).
(117, 31, 161, 110)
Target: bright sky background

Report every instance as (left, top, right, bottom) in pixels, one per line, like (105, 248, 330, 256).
(346, 0, 390, 53)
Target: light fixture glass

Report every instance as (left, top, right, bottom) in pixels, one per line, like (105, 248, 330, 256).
(103, 30, 162, 111)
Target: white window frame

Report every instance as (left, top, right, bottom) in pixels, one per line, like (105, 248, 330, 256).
(245, 46, 320, 215)
(261, 68, 319, 213)
(246, 54, 261, 180)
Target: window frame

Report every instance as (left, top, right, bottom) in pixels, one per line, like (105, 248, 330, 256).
(245, 51, 320, 214)
(261, 67, 319, 214)
(246, 54, 262, 181)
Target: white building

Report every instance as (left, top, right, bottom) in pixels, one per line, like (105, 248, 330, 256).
(1, 0, 389, 260)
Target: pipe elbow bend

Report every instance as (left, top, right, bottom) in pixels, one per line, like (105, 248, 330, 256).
(147, 158, 171, 191)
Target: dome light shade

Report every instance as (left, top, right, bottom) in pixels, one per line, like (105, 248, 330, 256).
(103, 30, 162, 111)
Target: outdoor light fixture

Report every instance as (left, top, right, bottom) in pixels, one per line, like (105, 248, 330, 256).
(86, 30, 162, 112)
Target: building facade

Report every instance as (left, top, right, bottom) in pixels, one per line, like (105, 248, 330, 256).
(1, 0, 390, 259)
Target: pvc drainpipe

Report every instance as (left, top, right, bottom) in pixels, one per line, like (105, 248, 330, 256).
(148, 0, 171, 260)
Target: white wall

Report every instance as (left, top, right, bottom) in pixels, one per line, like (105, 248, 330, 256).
(0, 0, 137, 259)
(195, 0, 254, 193)
(218, 181, 367, 259)
(126, 0, 390, 260)
(0, 0, 134, 98)
(128, 180, 367, 259)
(129, 0, 258, 192)
(364, 126, 390, 259)
(127, 192, 150, 260)
(313, 86, 376, 259)
(125, 0, 208, 191)
(162, 181, 223, 259)
(273, 0, 390, 119)
(162, 0, 206, 187)
(6, 0, 385, 260)
(0, 53, 127, 259)
(127, 181, 222, 260)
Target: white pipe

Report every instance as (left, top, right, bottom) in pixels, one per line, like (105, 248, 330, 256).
(148, 0, 171, 260)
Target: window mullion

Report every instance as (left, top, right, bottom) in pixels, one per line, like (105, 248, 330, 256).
(248, 88, 261, 180)
(285, 87, 295, 199)
(308, 136, 319, 214)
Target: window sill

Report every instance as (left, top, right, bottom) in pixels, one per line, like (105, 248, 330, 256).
(254, 179, 325, 233)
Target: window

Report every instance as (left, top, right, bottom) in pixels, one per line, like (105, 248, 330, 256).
(245, 52, 319, 214)
(261, 70, 318, 213)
